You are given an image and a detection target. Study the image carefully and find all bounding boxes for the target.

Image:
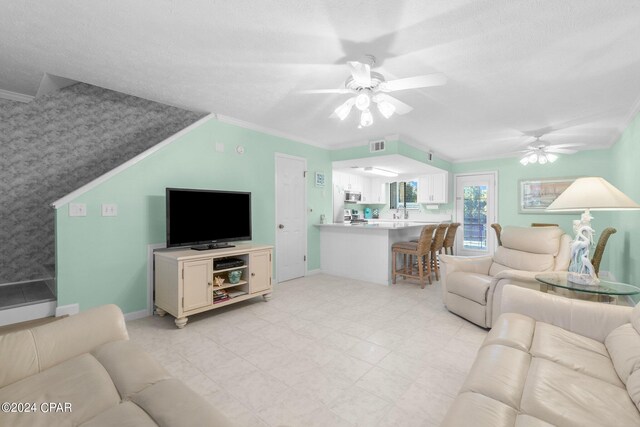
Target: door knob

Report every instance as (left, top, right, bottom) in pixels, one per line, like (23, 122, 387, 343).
(278, 224, 285, 229)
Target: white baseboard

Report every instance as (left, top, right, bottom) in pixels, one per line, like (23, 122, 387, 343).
(124, 309, 150, 321)
(0, 301, 57, 327)
(306, 269, 321, 276)
(55, 303, 79, 317)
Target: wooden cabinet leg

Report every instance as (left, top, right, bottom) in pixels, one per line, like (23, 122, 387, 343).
(263, 293, 272, 301)
(155, 307, 166, 317)
(175, 317, 188, 328)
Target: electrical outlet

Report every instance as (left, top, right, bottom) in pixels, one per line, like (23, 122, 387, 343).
(69, 203, 87, 217)
(101, 204, 118, 217)
(215, 142, 225, 153)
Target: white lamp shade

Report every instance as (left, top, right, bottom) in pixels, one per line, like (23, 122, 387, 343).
(546, 177, 640, 211)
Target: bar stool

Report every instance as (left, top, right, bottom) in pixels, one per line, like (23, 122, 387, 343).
(391, 224, 437, 288)
(441, 223, 460, 255)
(429, 224, 448, 281)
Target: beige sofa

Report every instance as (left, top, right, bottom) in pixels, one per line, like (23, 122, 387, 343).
(0, 305, 233, 427)
(440, 226, 571, 328)
(442, 285, 640, 426)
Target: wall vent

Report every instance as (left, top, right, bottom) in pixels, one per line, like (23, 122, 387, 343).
(369, 140, 386, 152)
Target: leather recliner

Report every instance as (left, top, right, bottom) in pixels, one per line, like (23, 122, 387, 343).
(440, 226, 571, 328)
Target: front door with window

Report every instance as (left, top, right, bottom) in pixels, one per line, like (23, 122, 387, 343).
(454, 173, 497, 256)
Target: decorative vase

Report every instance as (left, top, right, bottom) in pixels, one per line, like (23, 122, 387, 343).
(228, 270, 242, 284)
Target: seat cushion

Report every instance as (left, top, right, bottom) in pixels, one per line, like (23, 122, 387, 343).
(520, 358, 640, 427)
(447, 272, 493, 304)
(0, 353, 121, 427)
(441, 391, 517, 427)
(531, 322, 623, 387)
(91, 340, 171, 400)
(130, 378, 234, 427)
(460, 345, 531, 409)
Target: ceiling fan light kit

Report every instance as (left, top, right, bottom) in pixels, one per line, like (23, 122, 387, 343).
(304, 55, 447, 128)
(518, 136, 572, 165)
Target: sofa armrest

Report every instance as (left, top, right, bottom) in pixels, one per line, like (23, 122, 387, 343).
(500, 285, 632, 342)
(439, 255, 493, 275)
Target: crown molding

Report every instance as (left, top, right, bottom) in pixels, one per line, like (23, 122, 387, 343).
(214, 114, 328, 149)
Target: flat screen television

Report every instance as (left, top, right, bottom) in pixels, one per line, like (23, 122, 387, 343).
(166, 188, 251, 250)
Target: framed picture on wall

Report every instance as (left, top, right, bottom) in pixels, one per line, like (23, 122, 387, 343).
(315, 172, 326, 187)
(519, 178, 576, 213)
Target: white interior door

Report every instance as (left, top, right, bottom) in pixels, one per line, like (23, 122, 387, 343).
(275, 154, 306, 282)
(455, 173, 497, 256)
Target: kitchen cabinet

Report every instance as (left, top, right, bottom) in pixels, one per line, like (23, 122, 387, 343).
(368, 179, 387, 204)
(417, 172, 449, 204)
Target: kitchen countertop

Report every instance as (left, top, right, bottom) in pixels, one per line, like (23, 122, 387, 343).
(317, 221, 437, 230)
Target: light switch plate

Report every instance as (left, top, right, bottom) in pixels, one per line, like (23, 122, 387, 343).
(69, 203, 87, 217)
(215, 142, 224, 153)
(101, 204, 118, 217)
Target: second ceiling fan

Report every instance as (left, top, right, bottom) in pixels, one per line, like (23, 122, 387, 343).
(302, 55, 447, 128)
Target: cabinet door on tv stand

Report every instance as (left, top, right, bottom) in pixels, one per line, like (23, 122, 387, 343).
(182, 259, 213, 311)
(249, 250, 272, 294)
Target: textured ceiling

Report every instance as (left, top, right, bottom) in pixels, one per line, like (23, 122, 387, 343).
(2, 0, 640, 161)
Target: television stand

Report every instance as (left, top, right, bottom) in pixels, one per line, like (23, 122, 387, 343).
(191, 243, 235, 251)
(154, 244, 273, 328)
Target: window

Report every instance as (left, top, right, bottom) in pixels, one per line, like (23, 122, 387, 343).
(390, 181, 419, 209)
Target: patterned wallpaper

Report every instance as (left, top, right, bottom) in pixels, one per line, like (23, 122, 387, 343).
(0, 83, 205, 285)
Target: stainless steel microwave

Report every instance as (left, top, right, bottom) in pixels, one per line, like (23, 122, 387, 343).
(344, 191, 361, 203)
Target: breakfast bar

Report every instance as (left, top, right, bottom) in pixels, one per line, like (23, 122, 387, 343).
(317, 222, 436, 285)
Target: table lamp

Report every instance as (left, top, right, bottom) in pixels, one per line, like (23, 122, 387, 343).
(546, 177, 640, 285)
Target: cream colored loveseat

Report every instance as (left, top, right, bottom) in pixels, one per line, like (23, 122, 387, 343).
(0, 305, 233, 427)
(442, 285, 640, 426)
(440, 226, 571, 328)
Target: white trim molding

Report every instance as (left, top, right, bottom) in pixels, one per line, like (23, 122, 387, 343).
(55, 303, 80, 317)
(124, 309, 150, 321)
(215, 113, 327, 149)
(0, 88, 34, 103)
(51, 114, 216, 208)
(0, 301, 57, 327)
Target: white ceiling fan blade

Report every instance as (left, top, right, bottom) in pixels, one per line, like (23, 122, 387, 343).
(347, 61, 371, 87)
(548, 143, 586, 149)
(374, 93, 413, 115)
(299, 88, 353, 94)
(546, 147, 577, 154)
(379, 73, 447, 92)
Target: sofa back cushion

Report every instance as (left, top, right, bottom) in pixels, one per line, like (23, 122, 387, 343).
(491, 247, 555, 274)
(501, 226, 564, 255)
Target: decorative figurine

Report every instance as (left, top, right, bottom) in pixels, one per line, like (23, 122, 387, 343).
(214, 276, 225, 287)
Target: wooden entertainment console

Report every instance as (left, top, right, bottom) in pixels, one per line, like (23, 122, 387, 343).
(154, 244, 273, 328)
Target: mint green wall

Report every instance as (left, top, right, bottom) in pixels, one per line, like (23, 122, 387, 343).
(451, 149, 613, 246)
(55, 118, 332, 313)
(607, 113, 640, 287)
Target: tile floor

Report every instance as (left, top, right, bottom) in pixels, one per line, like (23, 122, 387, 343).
(127, 274, 487, 426)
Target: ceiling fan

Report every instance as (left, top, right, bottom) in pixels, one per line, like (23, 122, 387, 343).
(518, 137, 582, 165)
(301, 55, 447, 128)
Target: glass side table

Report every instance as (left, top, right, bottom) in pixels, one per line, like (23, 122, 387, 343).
(535, 272, 640, 303)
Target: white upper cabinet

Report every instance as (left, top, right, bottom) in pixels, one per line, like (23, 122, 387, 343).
(417, 172, 449, 204)
(368, 179, 387, 204)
